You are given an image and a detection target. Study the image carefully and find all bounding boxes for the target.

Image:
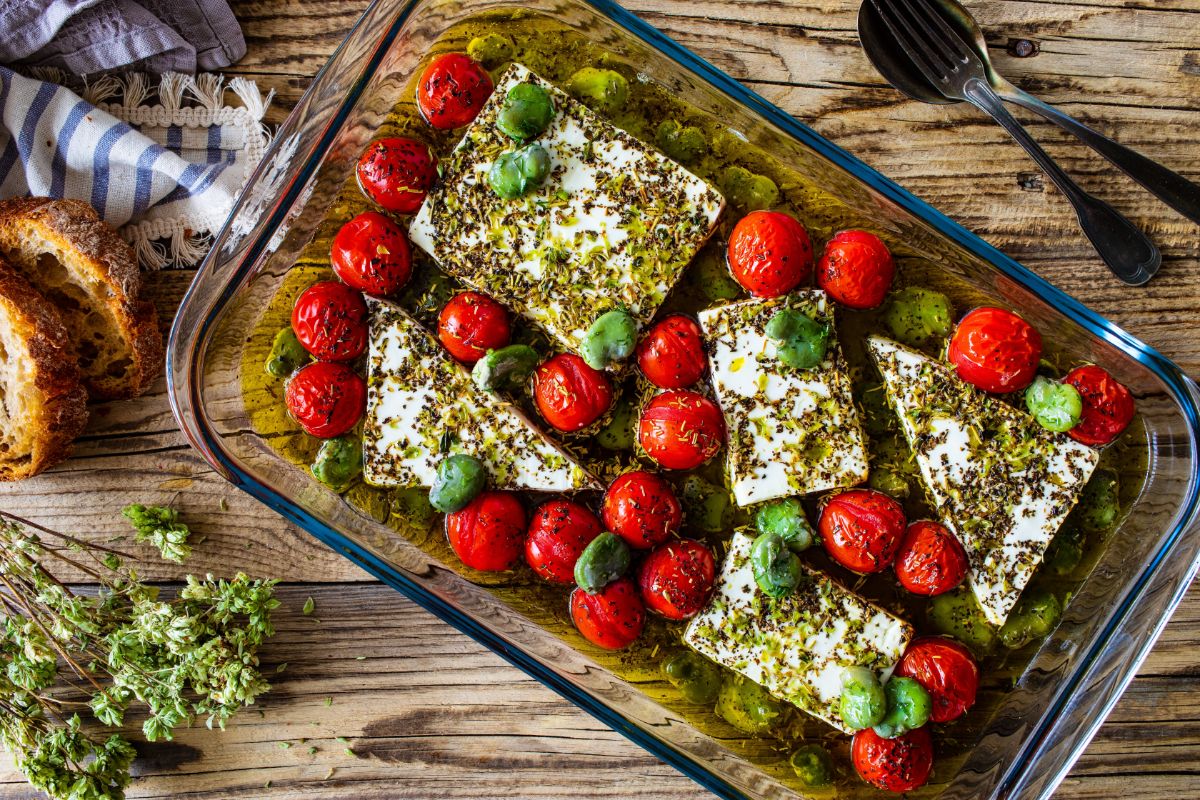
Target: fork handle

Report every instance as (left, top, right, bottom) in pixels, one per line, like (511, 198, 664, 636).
(963, 78, 1160, 286)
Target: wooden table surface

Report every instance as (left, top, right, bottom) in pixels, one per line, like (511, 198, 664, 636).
(3, 1, 1199, 798)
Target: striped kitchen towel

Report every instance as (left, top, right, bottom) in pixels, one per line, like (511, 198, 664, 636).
(0, 68, 272, 268)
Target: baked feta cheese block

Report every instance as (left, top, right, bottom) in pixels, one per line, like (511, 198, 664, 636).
(363, 298, 597, 492)
(409, 64, 724, 357)
(698, 289, 869, 507)
(684, 530, 912, 733)
(867, 336, 1100, 627)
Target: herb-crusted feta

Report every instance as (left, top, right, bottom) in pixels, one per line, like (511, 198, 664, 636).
(362, 298, 598, 492)
(684, 530, 912, 733)
(867, 336, 1100, 627)
(409, 64, 724, 356)
(698, 290, 869, 507)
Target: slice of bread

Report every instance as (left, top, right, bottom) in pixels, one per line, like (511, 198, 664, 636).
(0, 255, 88, 480)
(0, 198, 162, 400)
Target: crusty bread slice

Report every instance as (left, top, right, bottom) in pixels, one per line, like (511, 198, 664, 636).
(0, 256, 88, 480)
(0, 198, 162, 400)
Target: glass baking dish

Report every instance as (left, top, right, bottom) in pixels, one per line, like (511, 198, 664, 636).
(165, 0, 1200, 797)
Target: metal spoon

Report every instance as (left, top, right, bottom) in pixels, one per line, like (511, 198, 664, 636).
(859, 0, 1200, 227)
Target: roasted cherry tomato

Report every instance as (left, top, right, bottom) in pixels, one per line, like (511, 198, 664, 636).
(438, 292, 512, 365)
(602, 470, 682, 549)
(816, 229, 895, 310)
(819, 489, 906, 574)
(726, 210, 813, 298)
(1063, 365, 1135, 446)
(330, 211, 413, 296)
(638, 390, 726, 470)
(637, 539, 716, 620)
(417, 52, 494, 130)
(636, 314, 707, 389)
(851, 727, 933, 793)
(284, 361, 365, 438)
(894, 520, 969, 596)
(570, 577, 645, 650)
(895, 636, 980, 724)
(356, 137, 438, 214)
(445, 491, 527, 572)
(291, 281, 369, 362)
(525, 498, 603, 584)
(533, 353, 613, 432)
(947, 307, 1043, 394)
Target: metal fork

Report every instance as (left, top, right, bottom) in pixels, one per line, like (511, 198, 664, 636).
(868, 0, 1161, 286)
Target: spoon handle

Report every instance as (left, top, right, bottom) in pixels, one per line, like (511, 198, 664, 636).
(999, 86, 1200, 227)
(963, 79, 1160, 286)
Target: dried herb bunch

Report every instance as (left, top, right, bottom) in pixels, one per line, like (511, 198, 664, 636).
(0, 511, 279, 800)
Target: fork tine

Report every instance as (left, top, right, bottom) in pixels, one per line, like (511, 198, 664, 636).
(868, 0, 952, 84)
(896, 0, 975, 64)
(886, 0, 960, 73)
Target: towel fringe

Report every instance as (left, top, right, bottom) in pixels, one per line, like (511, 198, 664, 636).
(82, 74, 122, 106)
(188, 73, 225, 111)
(229, 76, 273, 121)
(157, 72, 190, 114)
(119, 72, 150, 110)
(128, 231, 169, 270)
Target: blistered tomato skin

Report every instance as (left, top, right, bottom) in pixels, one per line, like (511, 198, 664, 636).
(817, 229, 895, 310)
(819, 489, 907, 574)
(947, 307, 1043, 394)
(637, 539, 716, 620)
(417, 53, 495, 130)
(445, 491, 527, 572)
(1064, 365, 1135, 446)
(895, 637, 980, 724)
(636, 314, 707, 389)
(356, 137, 438, 214)
(330, 212, 413, 296)
(570, 577, 645, 649)
(726, 211, 813, 298)
(291, 281, 369, 362)
(894, 520, 969, 596)
(524, 499, 603, 584)
(638, 390, 726, 470)
(284, 361, 366, 438)
(533, 353, 613, 432)
(438, 292, 512, 365)
(602, 471, 682, 549)
(851, 727, 934, 793)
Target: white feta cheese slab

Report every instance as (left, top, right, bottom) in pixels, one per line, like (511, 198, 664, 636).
(362, 298, 598, 492)
(410, 63, 724, 357)
(867, 336, 1100, 627)
(684, 530, 912, 733)
(698, 289, 869, 507)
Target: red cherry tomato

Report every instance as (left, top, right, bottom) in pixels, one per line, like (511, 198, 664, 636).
(284, 361, 365, 438)
(816, 229, 895, 310)
(636, 314, 707, 389)
(947, 307, 1043, 394)
(851, 727, 934, 793)
(437, 292, 512, 365)
(330, 212, 413, 296)
(356, 137, 438, 214)
(533, 353, 613, 432)
(445, 491, 527, 572)
(638, 390, 725, 470)
(570, 577, 645, 650)
(416, 52, 494, 130)
(291, 281, 369, 362)
(726, 211, 813, 297)
(524, 499, 603, 584)
(895, 637, 980, 724)
(637, 539, 716, 620)
(1063, 365, 1135, 446)
(819, 489, 906, 574)
(602, 471, 682, 550)
(894, 520, 969, 596)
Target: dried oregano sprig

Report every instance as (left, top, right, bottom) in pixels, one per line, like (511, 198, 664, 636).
(0, 511, 279, 800)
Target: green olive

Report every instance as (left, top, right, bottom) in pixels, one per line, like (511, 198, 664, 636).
(789, 744, 834, 788)
(838, 666, 887, 731)
(998, 588, 1062, 650)
(580, 309, 637, 370)
(872, 676, 932, 739)
(661, 650, 722, 704)
(883, 286, 954, 347)
(1075, 468, 1120, 533)
(596, 394, 636, 450)
(868, 437, 915, 499)
(1025, 376, 1083, 433)
(750, 532, 803, 598)
(765, 309, 829, 370)
(565, 67, 629, 114)
(488, 143, 552, 199)
(391, 486, 436, 530)
(715, 675, 786, 734)
(655, 119, 707, 163)
(310, 435, 362, 491)
(466, 33, 514, 68)
(429, 454, 487, 513)
(497, 82, 555, 141)
(574, 531, 631, 594)
(869, 467, 910, 499)
(692, 247, 742, 302)
(472, 343, 540, 392)
(265, 327, 309, 378)
(754, 498, 814, 552)
(720, 165, 779, 211)
(682, 475, 732, 533)
(1045, 521, 1084, 577)
(928, 587, 997, 654)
